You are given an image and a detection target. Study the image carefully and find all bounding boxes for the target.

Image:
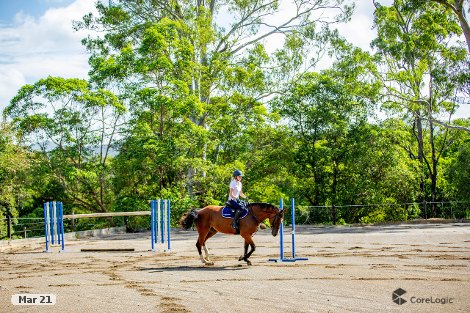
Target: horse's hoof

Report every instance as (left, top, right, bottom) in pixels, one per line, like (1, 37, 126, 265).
(205, 261, 214, 266)
(246, 260, 252, 266)
(238, 256, 244, 261)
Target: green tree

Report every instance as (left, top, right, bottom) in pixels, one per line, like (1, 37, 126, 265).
(75, 0, 354, 205)
(273, 69, 371, 206)
(272, 38, 378, 200)
(442, 119, 470, 216)
(0, 123, 37, 238)
(272, 39, 425, 222)
(4, 77, 126, 213)
(372, 0, 468, 214)
(446, 141, 470, 200)
(428, 0, 470, 53)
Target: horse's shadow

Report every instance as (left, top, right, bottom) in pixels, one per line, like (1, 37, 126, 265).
(139, 265, 246, 273)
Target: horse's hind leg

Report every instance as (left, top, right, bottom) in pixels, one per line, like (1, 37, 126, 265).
(196, 238, 211, 265)
(196, 227, 216, 265)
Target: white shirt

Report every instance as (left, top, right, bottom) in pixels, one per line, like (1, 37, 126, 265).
(228, 179, 242, 200)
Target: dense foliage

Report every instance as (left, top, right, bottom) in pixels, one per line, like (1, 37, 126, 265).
(1, 0, 469, 237)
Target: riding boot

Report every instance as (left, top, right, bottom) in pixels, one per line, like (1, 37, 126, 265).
(232, 209, 243, 230)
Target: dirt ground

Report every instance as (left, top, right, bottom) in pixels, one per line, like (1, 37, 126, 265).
(1, 223, 469, 313)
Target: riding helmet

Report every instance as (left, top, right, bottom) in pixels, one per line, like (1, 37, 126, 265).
(233, 169, 243, 177)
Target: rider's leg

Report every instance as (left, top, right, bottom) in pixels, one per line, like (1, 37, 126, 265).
(232, 208, 243, 229)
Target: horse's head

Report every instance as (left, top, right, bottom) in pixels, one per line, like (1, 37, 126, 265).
(269, 207, 285, 237)
(248, 202, 285, 236)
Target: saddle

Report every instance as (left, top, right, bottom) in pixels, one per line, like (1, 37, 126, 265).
(221, 201, 249, 219)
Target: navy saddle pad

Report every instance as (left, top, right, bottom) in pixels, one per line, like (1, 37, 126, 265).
(221, 206, 249, 219)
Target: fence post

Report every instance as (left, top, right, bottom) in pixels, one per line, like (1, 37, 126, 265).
(279, 198, 284, 260)
(7, 215, 11, 239)
(332, 205, 337, 225)
(424, 200, 427, 219)
(72, 208, 75, 231)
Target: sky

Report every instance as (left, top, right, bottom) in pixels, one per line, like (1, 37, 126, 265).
(0, 0, 467, 118)
(0, 0, 96, 112)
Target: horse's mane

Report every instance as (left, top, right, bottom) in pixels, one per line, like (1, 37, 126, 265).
(248, 202, 279, 212)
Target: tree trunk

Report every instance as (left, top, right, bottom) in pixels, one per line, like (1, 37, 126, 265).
(448, 0, 470, 53)
(457, 9, 470, 53)
(431, 0, 470, 53)
(429, 119, 438, 216)
(415, 111, 426, 198)
(428, 76, 438, 216)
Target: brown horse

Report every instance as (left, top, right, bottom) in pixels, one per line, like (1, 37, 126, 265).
(179, 202, 284, 265)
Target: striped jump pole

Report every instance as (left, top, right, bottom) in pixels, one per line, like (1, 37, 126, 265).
(150, 199, 171, 252)
(43, 201, 65, 252)
(269, 198, 308, 262)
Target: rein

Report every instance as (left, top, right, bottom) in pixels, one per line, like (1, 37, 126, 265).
(248, 203, 279, 224)
(248, 206, 261, 224)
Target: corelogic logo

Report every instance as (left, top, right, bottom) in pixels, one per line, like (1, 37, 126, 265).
(392, 288, 454, 305)
(393, 288, 407, 305)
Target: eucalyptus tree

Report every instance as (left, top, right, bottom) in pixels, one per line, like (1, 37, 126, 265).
(75, 0, 354, 202)
(372, 0, 468, 214)
(429, 0, 469, 52)
(374, 0, 470, 53)
(4, 77, 126, 213)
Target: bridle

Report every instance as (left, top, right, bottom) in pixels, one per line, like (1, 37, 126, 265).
(270, 209, 283, 229)
(248, 203, 283, 226)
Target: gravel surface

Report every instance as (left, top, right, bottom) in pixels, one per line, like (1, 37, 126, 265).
(1, 223, 469, 312)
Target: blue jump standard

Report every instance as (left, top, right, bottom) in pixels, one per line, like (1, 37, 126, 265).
(268, 198, 308, 262)
(150, 199, 171, 252)
(43, 201, 65, 252)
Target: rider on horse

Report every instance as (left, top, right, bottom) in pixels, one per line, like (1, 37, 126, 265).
(228, 169, 247, 230)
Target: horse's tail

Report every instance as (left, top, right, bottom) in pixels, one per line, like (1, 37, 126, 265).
(180, 209, 198, 230)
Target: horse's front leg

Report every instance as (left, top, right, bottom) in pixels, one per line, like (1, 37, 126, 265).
(239, 237, 256, 266)
(238, 242, 249, 262)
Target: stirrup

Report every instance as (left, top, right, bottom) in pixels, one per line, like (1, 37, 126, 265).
(232, 221, 238, 229)
(232, 223, 240, 234)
